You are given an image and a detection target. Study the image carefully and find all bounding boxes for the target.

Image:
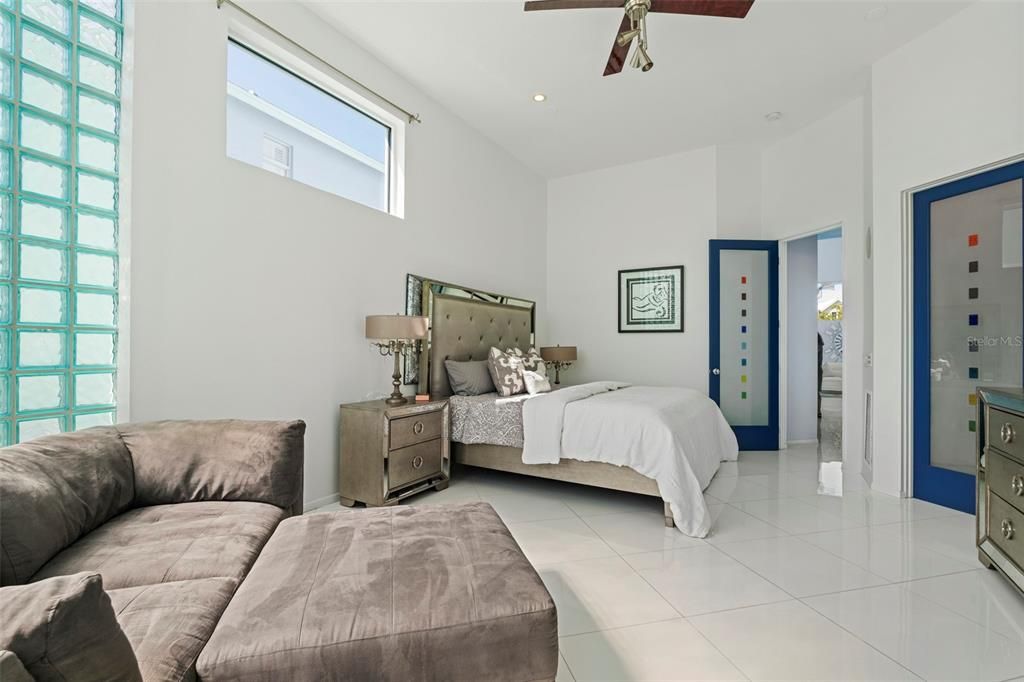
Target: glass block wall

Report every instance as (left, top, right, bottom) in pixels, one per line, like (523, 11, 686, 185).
(0, 0, 123, 445)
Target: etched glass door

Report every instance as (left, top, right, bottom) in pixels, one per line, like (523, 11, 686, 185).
(913, 160, 1024, 513)
(710, 240, 779, 450)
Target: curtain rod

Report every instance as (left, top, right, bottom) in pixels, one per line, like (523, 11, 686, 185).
(216, 0, 422, 125)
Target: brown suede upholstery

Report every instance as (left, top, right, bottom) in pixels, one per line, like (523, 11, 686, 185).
(197, 503, 559, 682)
(108, 577, 239, 682)
(0, 650, 35, 682)
(0, 419, 306, 681)
(0, 572, 142, 682)
(0, 428, 134, 585)
(120, 419, 305, 516)
(34, 502, 285, 590)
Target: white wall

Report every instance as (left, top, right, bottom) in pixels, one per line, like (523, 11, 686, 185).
(817, 236, 842, 284)
(129, 1, 547, 507)
(717, 143, 763, 240)
(761, 98, 866, 471)
(871, 0, 1024, 496)
(546, 147, 717, 389)
(786, 235, 819, 442)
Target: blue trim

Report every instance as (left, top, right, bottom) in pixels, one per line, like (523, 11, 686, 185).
(817, 226, 843, 241)
(709, 239, 780, 451)
(912, 160, 1024, 514)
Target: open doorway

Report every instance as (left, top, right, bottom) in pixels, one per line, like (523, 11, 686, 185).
(785, 228, 843, 463)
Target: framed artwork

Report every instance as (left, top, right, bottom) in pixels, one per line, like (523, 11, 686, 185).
(618, 265, 684, 333)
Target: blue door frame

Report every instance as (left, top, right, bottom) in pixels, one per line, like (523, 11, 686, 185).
(912, 160, 1024, 514)
(709, 240, 780, 450)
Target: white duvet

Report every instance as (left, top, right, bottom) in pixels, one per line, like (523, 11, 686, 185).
(521, 382, 738, 537)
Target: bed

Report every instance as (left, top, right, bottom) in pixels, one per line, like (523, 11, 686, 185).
(427, 291, 738, 537)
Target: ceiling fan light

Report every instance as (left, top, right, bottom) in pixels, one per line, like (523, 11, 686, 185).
(633, 45, 653, 72)
(616, 28, 640, 47)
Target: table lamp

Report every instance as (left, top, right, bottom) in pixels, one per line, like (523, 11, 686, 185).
(540, 345, 577, 385)
(366, 315, 429, 406)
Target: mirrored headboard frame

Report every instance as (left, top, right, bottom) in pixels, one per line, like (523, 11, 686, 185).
(405, 274, 535, 395)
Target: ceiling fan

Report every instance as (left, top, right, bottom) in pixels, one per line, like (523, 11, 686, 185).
(524, 0, 755, 76)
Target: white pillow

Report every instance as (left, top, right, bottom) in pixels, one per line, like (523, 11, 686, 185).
(523, 370, 551, 395)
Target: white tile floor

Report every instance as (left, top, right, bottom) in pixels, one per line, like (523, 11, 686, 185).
(314, 441, 1024, 681)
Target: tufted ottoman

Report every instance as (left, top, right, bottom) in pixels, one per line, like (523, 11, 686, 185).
(197, 502, 558, 682)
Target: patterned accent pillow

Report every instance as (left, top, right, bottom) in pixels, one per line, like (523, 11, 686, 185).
(508, 347, 547, 379)
(487, 347, 525, 397)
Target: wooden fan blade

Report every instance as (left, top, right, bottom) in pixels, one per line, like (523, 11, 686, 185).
(649, 0, 754, 18)
(525, 0, 624, 11)
(603, 14, 632, 76)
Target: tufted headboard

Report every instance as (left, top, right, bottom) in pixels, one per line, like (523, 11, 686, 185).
(429, 294, 533, 398)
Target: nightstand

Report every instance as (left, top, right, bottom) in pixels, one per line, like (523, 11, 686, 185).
(338, 398, 450, 507)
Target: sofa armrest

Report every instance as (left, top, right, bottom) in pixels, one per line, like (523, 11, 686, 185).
(118, 420, 305, 515)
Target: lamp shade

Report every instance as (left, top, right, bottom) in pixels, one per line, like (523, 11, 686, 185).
(365, 315, 428, 341)
(540, 345, 577, 362)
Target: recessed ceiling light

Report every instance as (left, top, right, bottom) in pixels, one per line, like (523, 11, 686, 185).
(532, 93, 547, 103)
(765, 111, 782, 122)
(865, 6, 888, 22)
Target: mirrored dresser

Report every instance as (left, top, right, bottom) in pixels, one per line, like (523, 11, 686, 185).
(977, 387, 1024, 595)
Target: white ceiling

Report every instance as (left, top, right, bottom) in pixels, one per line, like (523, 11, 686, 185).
(309, 0, 969, 178)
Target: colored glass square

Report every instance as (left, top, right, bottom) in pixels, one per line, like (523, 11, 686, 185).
(968, 394, 977, 406)
(741, 358, 747, 366)
(741, 375, 747, 383)
(741, 293, 747, 301)
(741, 392, 747, 400)
(969, 367, 979, 379)
(968, 234, 979, 247)
(968, 314, 979, 326)
(741, 309, 747, 317)
(968, 287, 979, 299)
(968, 339, 979, 352)
(968, 260, 978, 273)
(741, 342, 747, 350)
(968, 420, 977, 432)
(741, 325, 747, 334)
(741, 276, 746, 284)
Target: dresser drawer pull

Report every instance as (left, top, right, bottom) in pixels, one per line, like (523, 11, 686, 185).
(412, 421, 425, 436)
(1003, 519, 1016, 541)
(1001, 422, 1016, 445)
(1013, 475, 1024, 497)
(412, 455, 424, 469)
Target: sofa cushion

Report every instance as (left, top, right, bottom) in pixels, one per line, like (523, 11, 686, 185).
(0, 572, 142, 682)
(0, 428, 134, 585)
(197, 503, 558, 682)
(117, 420, 305, 514)
(33, 501, 285, 590)
(109, 577, 237, 682)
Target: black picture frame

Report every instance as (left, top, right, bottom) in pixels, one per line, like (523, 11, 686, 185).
(618, 265, 685, 333)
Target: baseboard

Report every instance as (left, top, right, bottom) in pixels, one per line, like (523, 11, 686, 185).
(303, 492, 340, 513)
(787, 439, 818, 445)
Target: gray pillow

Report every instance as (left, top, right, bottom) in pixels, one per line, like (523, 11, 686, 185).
(445, 360, 497, 396)
(0, 572, 142, 682)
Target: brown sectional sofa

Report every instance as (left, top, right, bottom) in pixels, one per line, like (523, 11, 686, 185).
(0, 420, 305, 681)
(0, 419, 559, 682)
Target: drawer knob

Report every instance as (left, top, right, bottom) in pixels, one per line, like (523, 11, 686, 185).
(1001, 422, 1016, 444)
(1002, 519, 1016, 541)
(413, 421, 425, 436)
(412, 455, 424, 469)
(1013, 474, 1024, 497)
